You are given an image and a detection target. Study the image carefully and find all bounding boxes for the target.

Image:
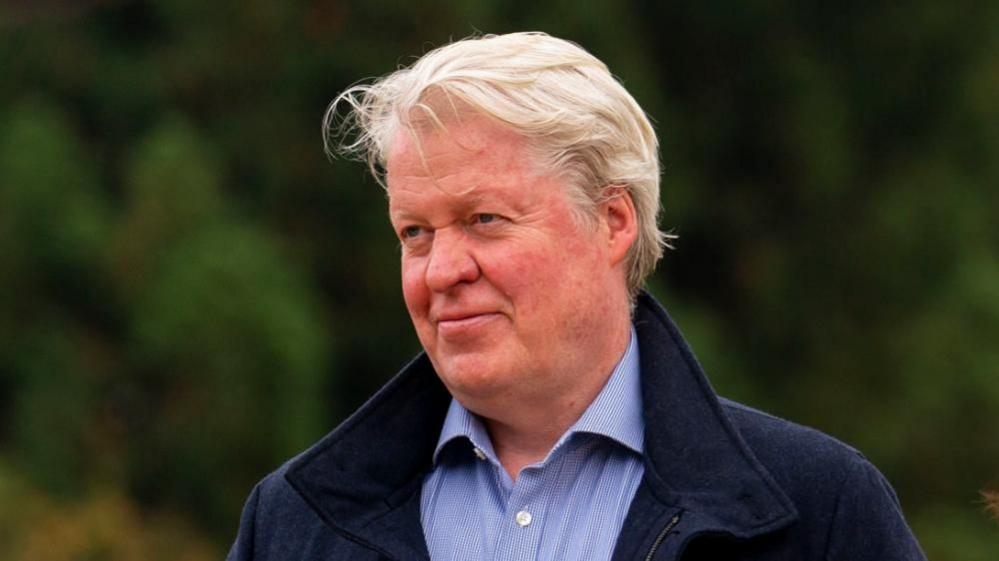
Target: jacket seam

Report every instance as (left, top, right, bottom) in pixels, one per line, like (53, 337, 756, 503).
(820, 452, 861, 560)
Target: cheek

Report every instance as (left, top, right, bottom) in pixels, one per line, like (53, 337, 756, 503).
(505, 240, 605, 314)
(400, 261, 429, 316)
(488, 249, 571, 314)
(512, 241, 584, 281)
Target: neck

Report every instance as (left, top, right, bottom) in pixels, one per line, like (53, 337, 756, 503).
(485, 418, 567, 480)
(482, 318, 632, 481)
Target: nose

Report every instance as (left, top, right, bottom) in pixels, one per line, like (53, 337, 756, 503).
(425, 227, 481, 292)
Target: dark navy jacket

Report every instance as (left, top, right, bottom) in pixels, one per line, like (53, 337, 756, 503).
(227, 293, 926, 560)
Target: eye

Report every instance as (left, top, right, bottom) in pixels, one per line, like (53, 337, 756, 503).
(473, 213, 500, 225)
(400, 225, 427, 240)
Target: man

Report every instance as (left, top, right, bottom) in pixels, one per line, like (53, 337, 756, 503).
(228, 32, 926, 560)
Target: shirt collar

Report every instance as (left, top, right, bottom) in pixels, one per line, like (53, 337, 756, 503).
(565, 327, 644, 453)
(432, 396, 498, 464)
(432, 327, 644, 464)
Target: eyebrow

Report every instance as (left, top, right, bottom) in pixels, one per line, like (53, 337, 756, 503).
(389, 189, 519, 222)
(387, 207, 422, 224)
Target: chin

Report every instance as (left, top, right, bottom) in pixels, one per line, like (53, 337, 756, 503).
(431, 353, 513, 399)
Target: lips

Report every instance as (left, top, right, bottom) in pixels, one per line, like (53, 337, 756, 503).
(435, 310, 495, 322)
(434, 311, 502, 338)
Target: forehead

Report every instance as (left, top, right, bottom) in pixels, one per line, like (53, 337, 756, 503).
(385, 114, 550, 209)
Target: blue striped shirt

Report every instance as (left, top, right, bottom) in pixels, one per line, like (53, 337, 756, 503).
(420, 329, 644, 561)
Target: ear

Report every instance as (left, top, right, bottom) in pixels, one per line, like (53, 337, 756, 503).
(599, 186, 639, 267)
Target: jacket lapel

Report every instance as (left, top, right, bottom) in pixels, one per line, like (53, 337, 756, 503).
(284, 353, 450, 561)
(612, 293, 798, 560)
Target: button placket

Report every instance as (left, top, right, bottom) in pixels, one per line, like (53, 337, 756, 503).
(491, 467, 545, 561)
(510, 467, 544, 528)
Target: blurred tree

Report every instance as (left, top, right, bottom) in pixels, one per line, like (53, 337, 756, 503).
(0, 98, 111, 497)
(112, 116, 331, 536)
(0, 460, 218, 561)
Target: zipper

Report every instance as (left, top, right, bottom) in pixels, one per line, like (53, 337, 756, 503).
(643, 513, 682, 561)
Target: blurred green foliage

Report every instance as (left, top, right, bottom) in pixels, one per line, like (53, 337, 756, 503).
(1, 0, 996, 558)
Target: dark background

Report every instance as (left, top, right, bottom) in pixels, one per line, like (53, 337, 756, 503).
(1, 0, 997, 558)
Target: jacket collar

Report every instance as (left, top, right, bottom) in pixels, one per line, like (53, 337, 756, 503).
(629, 291, 797, 537)
(285, 292, 797, 560)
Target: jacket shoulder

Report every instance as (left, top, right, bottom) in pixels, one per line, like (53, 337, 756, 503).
(226, 460, 318, 561)
(719, 398, 925, 560)
(719, 398, 868, 499)
(226, 458, 370, 561)
(720, 398, 863, 465)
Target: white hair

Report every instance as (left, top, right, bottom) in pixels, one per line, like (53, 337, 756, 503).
(325, 31, 671, 295)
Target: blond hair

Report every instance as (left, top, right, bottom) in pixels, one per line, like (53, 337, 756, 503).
(325, 32, 671, 295)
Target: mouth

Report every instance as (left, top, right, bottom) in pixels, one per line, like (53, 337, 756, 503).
(435, 312, 502, 338)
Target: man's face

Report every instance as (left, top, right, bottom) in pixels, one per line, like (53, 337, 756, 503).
(386, 115, 626, 411)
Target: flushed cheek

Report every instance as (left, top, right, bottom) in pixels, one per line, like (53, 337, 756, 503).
(400, 265, 433, 331)
(513, 244, 602, 317)
(497, 248, 577, 293)
(400, 255, 428, 297)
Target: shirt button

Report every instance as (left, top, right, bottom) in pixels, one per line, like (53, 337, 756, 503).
(473, 447, 487, 460)
(515, 510, 532, 527)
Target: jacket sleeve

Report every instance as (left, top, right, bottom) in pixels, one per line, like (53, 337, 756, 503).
(226, 483, 262, 561)
(823, 456, 927, 561)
